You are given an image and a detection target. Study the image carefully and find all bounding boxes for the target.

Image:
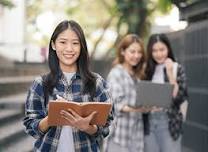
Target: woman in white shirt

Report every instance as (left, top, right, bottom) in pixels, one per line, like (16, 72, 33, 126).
(144, 33, 188, 152)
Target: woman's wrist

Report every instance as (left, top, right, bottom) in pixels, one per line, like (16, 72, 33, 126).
(122, 105, 148, 113)
(84, 124, 98, 135)
(168, 76, 177, 85)
(38, 116, 49, 133)
(172, 82, 179, 98)
(122, 105, 137, 112)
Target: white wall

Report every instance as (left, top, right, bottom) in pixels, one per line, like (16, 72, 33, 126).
(0, 0, 25, 61)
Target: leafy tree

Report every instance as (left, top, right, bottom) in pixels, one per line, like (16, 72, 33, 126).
(114, 0, 173, 38)
(0, 0, 14, 8)
(101, 0, 173, 58)
(25, 0, 73, 46)
(23, 0, 174, 59)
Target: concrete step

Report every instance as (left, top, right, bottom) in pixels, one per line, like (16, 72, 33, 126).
(0, 118, 25, 147)
(0, 93, 26, 109)
(0, 92, 35, 152)
(0, 76, 35, 97)
(2, 135, 35, 152)
(0, 109, 23, 126)
(0, 82, 31, 98)
(0, 76, 36, 84)
(0, 62, 48, 77)
(0, 93, 27, 102)
(0, 101, 24, 109)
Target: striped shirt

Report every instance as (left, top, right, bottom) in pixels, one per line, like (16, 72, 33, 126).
(23, 72, 113, 152)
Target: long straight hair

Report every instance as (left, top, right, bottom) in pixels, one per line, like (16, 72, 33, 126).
(114, 34, 146, 79)
(145, 33, 176, 80)
(44, 20, 96, 99)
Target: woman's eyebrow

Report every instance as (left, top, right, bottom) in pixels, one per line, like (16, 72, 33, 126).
(57, 37, 68, 40)
(71, 38, 79, 41)
(58, 37, 79, 41)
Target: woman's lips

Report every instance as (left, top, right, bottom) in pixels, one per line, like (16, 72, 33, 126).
(63, 54, 74, 58)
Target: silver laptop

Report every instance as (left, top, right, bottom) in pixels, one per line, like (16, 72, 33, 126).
(134, 81, 174, 108)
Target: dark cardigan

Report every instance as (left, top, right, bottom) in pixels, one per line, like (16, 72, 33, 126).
(143, 64, 188, 140)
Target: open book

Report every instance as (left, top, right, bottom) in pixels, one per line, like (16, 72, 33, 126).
(48, 100, 112, 126)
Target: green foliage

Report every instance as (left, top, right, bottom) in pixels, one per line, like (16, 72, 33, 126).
(26, 0, 42, 23)
(23, 0, 174, 58)
(0, 0, 15, 8)
(157, 0, 173, 13)
(114, 0, 173, 38)
(115, 0, 147, 37)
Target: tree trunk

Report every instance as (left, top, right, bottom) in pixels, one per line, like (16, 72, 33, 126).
(90, 16, 114, 59)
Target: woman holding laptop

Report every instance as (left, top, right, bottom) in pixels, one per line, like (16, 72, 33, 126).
(144, 33, 188, 152)
(105, 34, 147, 152)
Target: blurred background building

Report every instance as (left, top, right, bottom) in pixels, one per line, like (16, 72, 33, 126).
(0, 0, 25, 63)
(167, 1, 208, 152)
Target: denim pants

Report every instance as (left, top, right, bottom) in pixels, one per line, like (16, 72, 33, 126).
(105, 139, 140, 152)
(144, 112, 181, 152)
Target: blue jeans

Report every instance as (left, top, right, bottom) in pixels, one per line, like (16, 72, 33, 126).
(144, 112, 181, 152)
(105, 139, 141, 152)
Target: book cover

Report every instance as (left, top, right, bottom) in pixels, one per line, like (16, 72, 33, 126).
(48, 100, 112, 126)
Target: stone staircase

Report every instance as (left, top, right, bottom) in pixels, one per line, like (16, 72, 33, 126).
(0, 62, 47, 152)
(0, 93, 35, 152)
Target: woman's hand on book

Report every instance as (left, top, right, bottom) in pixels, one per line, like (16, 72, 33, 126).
(60, 109, 98, 134)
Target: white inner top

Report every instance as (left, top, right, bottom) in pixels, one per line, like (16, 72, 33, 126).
(57, 72, 75, 152)
(152, 64, 165, 83)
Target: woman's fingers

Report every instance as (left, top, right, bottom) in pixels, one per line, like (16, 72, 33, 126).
(86, 111, 97, 122)
(60, 110, 75, 124)
(67, 109, 97, 122)
(67, 109, 81, 119)
(60, 109, 97, 130)
(56, 95, 68, 102)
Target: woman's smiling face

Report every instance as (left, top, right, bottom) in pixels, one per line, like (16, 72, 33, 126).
(152, 41, 168, 64)
(122, 42, 143, 67)
(52, 29, 81, 72)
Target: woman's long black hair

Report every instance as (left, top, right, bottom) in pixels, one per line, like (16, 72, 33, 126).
(43, 20, 96, 99)
(145, 33, 176, 80)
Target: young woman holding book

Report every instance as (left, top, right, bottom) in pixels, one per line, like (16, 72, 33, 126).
(105, 34, 147, 152)
(23, 20, 113, 152)
(144, 33, 188, 152)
